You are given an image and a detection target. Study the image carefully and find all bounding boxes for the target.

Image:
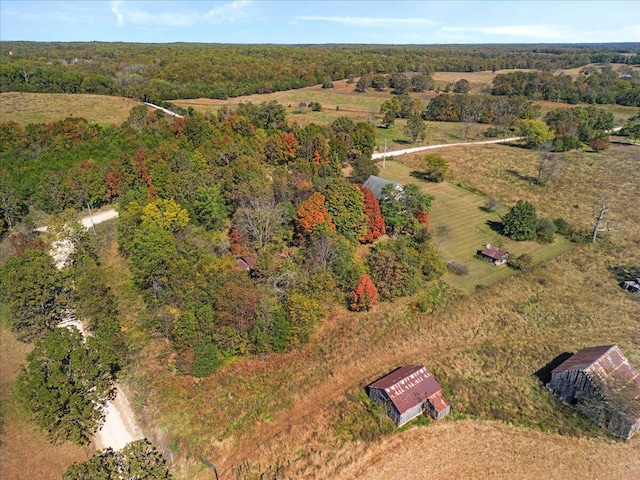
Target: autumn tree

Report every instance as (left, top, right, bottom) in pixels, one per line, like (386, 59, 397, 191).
(294, 191, 335, 238)
(516, 119, 554, 148)
(358, 185, 386, 243)
(349, 274, 379, 311)
(380, 97, 401, 128)
(454, 78, 471, 93)
(18, 328, 115, 445)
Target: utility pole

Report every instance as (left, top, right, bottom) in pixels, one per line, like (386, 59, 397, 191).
(383, 139, 387, 169)
(86, 202, 96, 235)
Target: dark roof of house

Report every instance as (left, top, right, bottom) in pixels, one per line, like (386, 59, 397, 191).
(369, 365, 449, 414)
(362, 175, 402, 200)
(235, 256, 256, 271)
(551, 344, 640, 390)
(481, 244, 509, 260)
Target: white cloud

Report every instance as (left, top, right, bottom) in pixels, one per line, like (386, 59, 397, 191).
(111, 0, 124, 26)
(204, 0, 251, 24)
(295, 16, 437, 27)
(110, 0, 251, 27)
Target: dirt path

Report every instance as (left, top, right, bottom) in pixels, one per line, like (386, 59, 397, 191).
(144, 102, 185, 118)
(49, 207, 143, 452)
(371, 137, 523, 159)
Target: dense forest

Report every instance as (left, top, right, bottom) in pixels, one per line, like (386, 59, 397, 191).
(1, 42, 639, 101)
(1, 102, 446, 378)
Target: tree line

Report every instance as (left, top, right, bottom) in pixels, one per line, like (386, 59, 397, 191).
(1, 42, 638, 101)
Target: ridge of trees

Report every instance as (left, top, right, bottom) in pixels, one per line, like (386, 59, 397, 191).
(1, 42, 638, 102)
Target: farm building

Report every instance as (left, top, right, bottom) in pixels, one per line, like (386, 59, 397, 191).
(547, 344, 640, 440)
(480, 244, 509, 266)
(235, 256, 258, 278)
(622, 277, 640, 294)
(367, 365, 450, 427)
(362, 175, 403, 201)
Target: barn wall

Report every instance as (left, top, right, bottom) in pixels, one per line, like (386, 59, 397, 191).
(398, 402, 425, 427)
(548, 370, 595, 403)
(368, 387, 401, 426)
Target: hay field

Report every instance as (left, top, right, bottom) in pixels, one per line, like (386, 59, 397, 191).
(0, 92, 140, 125)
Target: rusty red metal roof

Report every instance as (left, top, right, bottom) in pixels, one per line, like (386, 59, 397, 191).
(481, 244, 508, 260)
(552, 344, 640, 390)
(369, 365, 447, 414)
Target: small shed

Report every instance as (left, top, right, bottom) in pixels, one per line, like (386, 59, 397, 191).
(367, 365, 450, 427)
(362, 175, 403, 201)
(480, 244, 509, 266)
(547, 344, 640, 440)
(235, 256, 258, 278)
(622, 277, 640, 294)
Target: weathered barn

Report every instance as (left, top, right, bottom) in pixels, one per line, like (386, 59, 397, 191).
(362, 175, 403, 201)
(622, 277, 640, 294)
(547, 344, 640, 440)
(368, 365, 450, 427)
(480, 244, 509, 266)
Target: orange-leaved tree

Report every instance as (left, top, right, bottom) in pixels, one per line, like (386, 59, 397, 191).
(349, 274, 379, 311)
(294, 192, 335, 238)
(358, 185, 386, 243)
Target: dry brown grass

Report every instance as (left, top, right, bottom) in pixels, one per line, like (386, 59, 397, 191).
(0, 318, 91, 480)
(0, 92, 141, 125)
(338, 420, 640, 480)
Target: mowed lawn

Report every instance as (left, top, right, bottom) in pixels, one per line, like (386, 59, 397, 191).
(379, 160, 570, 293)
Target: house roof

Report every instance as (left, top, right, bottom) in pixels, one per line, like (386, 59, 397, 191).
(362, 175, 402, 200)
(369, 365, 449, 414)
(551, 344, 640, 391)
(235, 256, 256, 271)
(481, 244, 508, 260)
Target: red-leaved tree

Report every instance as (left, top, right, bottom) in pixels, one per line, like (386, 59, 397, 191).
(358, 185, 386, 243)
(349, 274, 379, 311)
(294, 192, 335, 238)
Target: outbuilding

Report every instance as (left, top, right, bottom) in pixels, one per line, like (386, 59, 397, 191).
(547, 344, 640, 440)
(480, 244, 509, 266)
(362, 175, 403, 201)
(367, 365, 450, 427)
(622, 277, 640, 294)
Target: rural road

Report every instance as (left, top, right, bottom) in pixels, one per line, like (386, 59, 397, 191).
(144, 102, 184, 118)
(371, 137, 523, 159)
(48, 207, 142, 451)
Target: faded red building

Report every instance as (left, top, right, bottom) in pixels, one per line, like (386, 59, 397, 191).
(368, 365, 450, 427)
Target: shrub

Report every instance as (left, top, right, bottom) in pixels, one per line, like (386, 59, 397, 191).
(192, 342, 220, 377)
(536, 217, 557, 243)
(553, 135, 581, 152)
(422, 154, 449, 182)
(589, 136, 610, 151)
(482, 198, 501, 212)
(447, 260, 469, 275)
(348, 274, 379, 311)
(508, 253, 533, 271)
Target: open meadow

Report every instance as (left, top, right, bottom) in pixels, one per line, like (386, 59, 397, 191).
(0, 92, 141, 126)
(118, 141, 639, 479)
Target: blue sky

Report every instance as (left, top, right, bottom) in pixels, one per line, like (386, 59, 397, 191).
(1, 1, 639, 44)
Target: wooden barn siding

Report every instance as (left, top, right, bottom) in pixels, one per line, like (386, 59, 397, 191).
(398, 403, 425, 427)
(550, 370, 639, 440)
(432, 404, 451, 420)
(368, 387, 402, 425)
(548, 370, 595, 403)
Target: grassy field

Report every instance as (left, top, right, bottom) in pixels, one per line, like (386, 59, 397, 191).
(0, 92, 141, 125)
(121, 142, 639, 479)
(378, 160, 570, 293)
